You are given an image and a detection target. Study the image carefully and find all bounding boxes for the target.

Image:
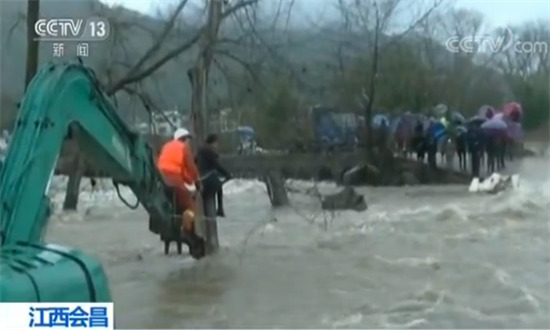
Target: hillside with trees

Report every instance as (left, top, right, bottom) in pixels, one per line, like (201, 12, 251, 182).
(1, 0, 548, 134)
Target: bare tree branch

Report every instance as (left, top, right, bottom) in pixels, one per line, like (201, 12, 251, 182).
(222, 0, 259, 19)
(214, 48, 264, 87)
(106, 31, 202, 95)
(128, 0, 189, 75)
(385, 0, 444, 48)
(6, 11, 25, 47)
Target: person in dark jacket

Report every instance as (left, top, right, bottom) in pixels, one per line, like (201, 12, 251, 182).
(485, 132, 496, 174)
(496, 133, 507, 170)
(426, 134, 438, 169)
(466, 126, 483, 177)
(196, 134, 231, 217)
(412, 120, 426, 162)
(455, 132, 467, 171)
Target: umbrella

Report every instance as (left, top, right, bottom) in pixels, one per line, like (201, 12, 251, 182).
(456, 125, 468, 135)
(372, 114, 390, 128)
(478, 105, 495, 119)
(237, 126, 255, 141)
(450, 111, 466, 124)
(509, 111, 521, 122)
(433, 104, 448, 116)
(468, 116, 486, 126)
(502, 102, 523, 122)
(481, 119, 507, 130)
(237, 126, 255, 134)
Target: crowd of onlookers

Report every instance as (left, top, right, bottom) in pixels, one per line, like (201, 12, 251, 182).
(372, 104, 523, 178)
(405, 118, 514, 177)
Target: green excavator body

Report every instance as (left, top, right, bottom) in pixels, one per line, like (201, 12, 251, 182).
(1, 242, 111, 302)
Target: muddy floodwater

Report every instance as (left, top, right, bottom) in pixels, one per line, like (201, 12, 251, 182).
(46, 150, 550, 329)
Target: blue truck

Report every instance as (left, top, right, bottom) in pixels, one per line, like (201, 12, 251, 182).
(309, 106, 359, 152)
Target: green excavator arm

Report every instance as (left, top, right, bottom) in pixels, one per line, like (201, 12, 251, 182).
(0, 62, 204, 302)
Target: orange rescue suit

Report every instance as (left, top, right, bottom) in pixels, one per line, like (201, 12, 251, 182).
(157, 139, 200, 233)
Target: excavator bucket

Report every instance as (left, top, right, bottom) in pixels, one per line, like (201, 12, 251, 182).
(150, 186, 206, 259)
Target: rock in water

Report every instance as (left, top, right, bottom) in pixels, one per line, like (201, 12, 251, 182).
(342, 163, 380, 186)
(321, 187, 367, 212)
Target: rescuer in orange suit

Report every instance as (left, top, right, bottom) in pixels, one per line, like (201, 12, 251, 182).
(157, 128, 202, 235)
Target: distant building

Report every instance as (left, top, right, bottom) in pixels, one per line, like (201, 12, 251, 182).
(332, 113, 359, 131)
(134, 107, 243, 138)
(134, 108, 188, 137)
(209, 107, 238, 133)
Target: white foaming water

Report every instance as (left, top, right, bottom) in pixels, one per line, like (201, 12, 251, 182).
(483, 156, 550, 218)
(48, 176, 137, 215)
(44, 154, 550, 328)
(223, 179, 266, 195)
(47, 177, 265, 216)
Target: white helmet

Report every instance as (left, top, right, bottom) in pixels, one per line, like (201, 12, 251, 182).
(433, 104, 448, 115)
(173, 128, 191, 140)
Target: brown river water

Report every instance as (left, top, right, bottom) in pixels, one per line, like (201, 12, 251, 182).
(45, 149, 549, 329)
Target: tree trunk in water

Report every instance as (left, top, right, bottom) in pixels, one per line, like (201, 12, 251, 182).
(263, 171, 289, 207)
(186, 0, 224, 254)
(188, 0, 223, 142)
(25, 0, 40, 90)
(188, 67, 207, 142)
(201, 193, 219, 254)
(63, 155, 85, 210)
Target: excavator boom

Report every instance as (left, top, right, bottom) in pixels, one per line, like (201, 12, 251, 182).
(0, 63, 201, 302)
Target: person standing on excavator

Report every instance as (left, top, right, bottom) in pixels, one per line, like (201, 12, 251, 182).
(157, 128, 202, 235)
